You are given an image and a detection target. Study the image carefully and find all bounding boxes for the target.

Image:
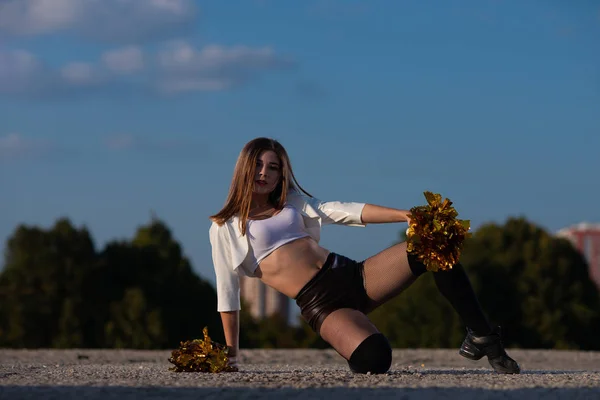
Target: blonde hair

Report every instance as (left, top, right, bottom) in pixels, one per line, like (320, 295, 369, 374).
(210, 137, 311, 235)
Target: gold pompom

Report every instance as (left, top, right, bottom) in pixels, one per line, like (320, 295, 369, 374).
(168, 327, 238, 373)
(406, 191, 471, 272)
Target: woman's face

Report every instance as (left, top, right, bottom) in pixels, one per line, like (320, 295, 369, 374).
(253, 150, 282, 195)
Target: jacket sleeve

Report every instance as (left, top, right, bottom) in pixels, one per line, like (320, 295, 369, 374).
(209, 222, 241, 312)
(301, 192, 367, 227)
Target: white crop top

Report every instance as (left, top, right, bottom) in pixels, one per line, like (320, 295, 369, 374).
(247, 204, 310, 268)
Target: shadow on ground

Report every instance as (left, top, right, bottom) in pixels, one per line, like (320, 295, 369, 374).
(1, 386, 598, 400)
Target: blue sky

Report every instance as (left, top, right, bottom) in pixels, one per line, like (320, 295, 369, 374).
(1, 0, 599, 284)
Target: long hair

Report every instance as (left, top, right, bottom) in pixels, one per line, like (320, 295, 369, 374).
(209, 137, 312, 235)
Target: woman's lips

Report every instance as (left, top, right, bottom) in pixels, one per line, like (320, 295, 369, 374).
(256, 180, 267, 186)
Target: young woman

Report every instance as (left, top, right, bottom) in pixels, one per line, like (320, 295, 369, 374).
(209, 137, 520, 375)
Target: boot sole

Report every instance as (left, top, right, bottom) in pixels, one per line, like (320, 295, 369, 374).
(458, 347, 521, 374)
(460, 349, 520, 374)
(491, 365, 521, 374)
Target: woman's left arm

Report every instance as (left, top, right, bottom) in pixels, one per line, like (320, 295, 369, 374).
(360, 204, 411, 224)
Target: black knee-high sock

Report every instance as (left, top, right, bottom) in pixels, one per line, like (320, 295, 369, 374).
(409, 255, 493, 335)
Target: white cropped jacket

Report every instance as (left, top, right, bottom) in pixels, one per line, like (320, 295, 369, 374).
(209, 189, 367, 312)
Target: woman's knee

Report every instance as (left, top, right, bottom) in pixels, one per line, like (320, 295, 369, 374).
(347, 333, 392, 374)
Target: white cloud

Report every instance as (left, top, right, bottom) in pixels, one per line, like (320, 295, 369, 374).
(156, 42, 294, 94)
(158, 43, 288, 71)
(102, 46, 144, 74)
(0, 0, 82, 35)
(0, 49, 40, 76)
(0, 49, 54, 95)
(0, 133, 49, 160)
(0, 49, 104, 95)
(0, 41, 295, 97)
(60, 62, 99, 85)
(0, 0, 198, 43)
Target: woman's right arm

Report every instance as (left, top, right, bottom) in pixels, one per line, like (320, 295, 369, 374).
(220, 310, 240, 360)
(210, 223, 241, 367)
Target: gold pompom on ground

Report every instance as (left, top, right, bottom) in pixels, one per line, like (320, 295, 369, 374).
(406, 191, 471, 272)
(168, 327, 238, 373)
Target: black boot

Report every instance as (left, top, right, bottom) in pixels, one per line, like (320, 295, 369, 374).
(459, 326, 521, 374)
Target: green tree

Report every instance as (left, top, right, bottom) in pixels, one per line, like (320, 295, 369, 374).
(104, 287, 166, 349)
(460, 217, 600, 349)
(0, 218, 96, 347)
(0, 217, 221, 349)
(130, 218, 220, 347)
(53, 298, 84, 348)
(80, 218, 221, 348)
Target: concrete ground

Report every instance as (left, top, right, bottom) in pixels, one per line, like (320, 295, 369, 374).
(1, 348, 599, 399)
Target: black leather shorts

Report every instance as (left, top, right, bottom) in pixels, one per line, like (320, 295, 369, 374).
(294, 252, 370, 334)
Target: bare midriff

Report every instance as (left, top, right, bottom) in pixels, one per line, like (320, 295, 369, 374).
(253, 236, 330, 299)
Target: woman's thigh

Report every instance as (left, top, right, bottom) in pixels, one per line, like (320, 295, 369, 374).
(361, 241, 420, 312)
(318, 308, 380, 360)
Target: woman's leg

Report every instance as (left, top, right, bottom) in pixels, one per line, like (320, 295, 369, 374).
(318, 308, 392, 374)
(296, 254, 393, 374)
(360, 241, 418, 312)
(361, 241, 492, 334)
(360, 241, 520, 374)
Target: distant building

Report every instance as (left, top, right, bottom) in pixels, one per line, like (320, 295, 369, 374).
(556, 222, 600, 290)
(239, 275, 290, 322)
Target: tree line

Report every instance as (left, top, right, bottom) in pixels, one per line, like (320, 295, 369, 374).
(0, 216, 598, 350)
